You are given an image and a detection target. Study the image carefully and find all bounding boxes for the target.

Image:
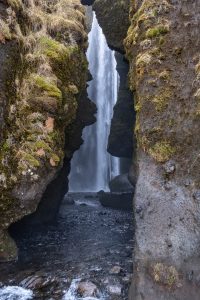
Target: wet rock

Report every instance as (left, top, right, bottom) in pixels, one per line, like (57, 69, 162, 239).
(63, 194, 75, 205)
(93, 0, 130, 52)
(77, 281, 98, 297)
(20, 275, 44, 290)
(109, 174, 134, 193)
(107, 284, 122, 295)
(122, 274, 132, 283)
(99, 192, 133, 210)
(109, 266, 122, 275)
(20, 275, 58, 290)
(193, 190, 200, 201)
(163, 160, 176, 174)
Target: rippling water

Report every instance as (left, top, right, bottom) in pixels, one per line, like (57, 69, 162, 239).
(0, 286, 33, 300)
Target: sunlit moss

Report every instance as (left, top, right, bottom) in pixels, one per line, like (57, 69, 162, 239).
(149, 141, 176, 162)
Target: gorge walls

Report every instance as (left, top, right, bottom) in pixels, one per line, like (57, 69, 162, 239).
(89, 0, 200, 298)
(0, 0, 95, 261)
(125, 0, 200, 299)
(0, 1, 200, 299)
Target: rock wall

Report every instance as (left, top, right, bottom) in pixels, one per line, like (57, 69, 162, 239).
(93, 0, 130, 53)
(0, 0, 94, 261)
(124, 0, 200, 299)
(108, 53, 135, 159)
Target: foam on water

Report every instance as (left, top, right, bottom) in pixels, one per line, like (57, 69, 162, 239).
(0, 286, 33, 300)
(62, 279, 106, 300)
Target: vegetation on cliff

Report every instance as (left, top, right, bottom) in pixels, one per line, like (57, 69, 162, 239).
(0, 0, 88, 261)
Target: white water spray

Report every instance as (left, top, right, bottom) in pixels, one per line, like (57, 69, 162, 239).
(0, 286, 33, 300)
(69, 13, 120, 192)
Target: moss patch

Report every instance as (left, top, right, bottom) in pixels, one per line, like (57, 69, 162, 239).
(152, 263, 179, 288)
(146, 25, 169, 39)
(32, 75, 62, 100)
(149, 141, 176, 163)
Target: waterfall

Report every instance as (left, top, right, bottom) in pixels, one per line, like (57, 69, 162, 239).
(69, 13, 120, 192)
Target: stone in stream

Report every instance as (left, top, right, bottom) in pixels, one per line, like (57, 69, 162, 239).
(109, 266, 123, 275)
(107, 284, 122, 295)
(109, 174, 134, 193)
(77, 281, 98, 297)
(98, 191, 133, 210)
(20, 275, 58, 290)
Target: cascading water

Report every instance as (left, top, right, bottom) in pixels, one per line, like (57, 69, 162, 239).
(69, 13, 120, 192)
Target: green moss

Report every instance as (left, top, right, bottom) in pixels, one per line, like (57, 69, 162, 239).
(149, 141, 176, 162)
(39, 36, 78, 63)
(23, 153, 40, 168)
(32, 75, 62, 100)
(39, 36, 87, 88)
(146, 25, 169, 39)
(2, 141, 10, 152)
(51, 153, 60, 163)
(33, 140, 51, 152)
(135, 102, 142, 112)
(152, 88, 172, 111)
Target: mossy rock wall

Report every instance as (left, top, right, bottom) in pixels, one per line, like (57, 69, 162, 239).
(0, 0, 89, 261)
(125, 0, 200, 299)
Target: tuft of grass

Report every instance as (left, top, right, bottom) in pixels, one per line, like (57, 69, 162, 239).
(146, 25, 169, 39)
(23, 153, 40, 168)
(32, 75, 62, 100)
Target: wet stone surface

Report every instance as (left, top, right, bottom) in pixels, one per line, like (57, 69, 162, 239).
(0, 193, 134, 299)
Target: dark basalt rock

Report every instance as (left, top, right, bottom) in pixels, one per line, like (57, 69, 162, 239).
(108, 53, 135, 158)
(98, 191, 133, 211)
(92, 0, 130, 53)
(12, 91, 96, 226)
(109, 174, 134, 193)
(81, 0, 95, 5)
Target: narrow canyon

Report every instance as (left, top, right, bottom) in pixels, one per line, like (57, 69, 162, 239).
(0, 0, 200, 300)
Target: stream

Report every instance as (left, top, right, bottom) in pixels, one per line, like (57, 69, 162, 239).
(0, 194, 133, 300)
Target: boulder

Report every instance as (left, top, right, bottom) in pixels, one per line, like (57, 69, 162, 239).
(109, 174, 134, 193)
(98, 192, 133, 210)
(77, 281, 98, 297)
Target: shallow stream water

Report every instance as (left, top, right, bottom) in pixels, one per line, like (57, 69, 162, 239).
(0, 193, 133, 300)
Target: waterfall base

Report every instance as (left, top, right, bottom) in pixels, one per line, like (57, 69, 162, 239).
(1, 193, 133, 300)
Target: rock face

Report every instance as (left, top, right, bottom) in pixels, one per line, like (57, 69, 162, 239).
(108, 53, 135, 158)
(0, 0, 94, 261)
(93, 0, 130, 53)
(124, 0, 200, 299)
(109, 174, 134, 193)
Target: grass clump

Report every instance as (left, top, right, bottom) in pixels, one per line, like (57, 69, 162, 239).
(7, 0, 22, 10)
(146, 25, 169, 39)
(0, 20, 12, 41)
(32, 140, 51, 152)
(23, 153, 40, 168)
(32, 75, 62, 100)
